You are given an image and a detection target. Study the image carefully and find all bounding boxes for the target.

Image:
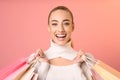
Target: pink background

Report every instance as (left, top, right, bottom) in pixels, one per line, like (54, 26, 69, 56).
(0, 0, 120, 71)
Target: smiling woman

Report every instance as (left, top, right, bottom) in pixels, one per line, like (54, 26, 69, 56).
(1, 4, 119, 80)
(27, 6, 95, 80)
(48, 6, 74, 46)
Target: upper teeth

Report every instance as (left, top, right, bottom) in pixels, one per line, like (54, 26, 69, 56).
(57, 34, 65, 37)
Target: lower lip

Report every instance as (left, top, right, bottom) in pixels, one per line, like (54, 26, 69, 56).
(56, 37, 65, 41)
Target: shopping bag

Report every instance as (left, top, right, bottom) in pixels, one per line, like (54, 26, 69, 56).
(82, 55, 104, 80)
(20, 58, 41, 80)
(4, 63, 30, 80)
(15, 58, 40, 80)
(0, 58, 26, 80)
(1, 57, 40, 80)
(93, 60, 120, 80)
(84, 55, 120, 80)
(32, 73, 39, 80)
(19, 62, 37, 80)
(90, 68, 104, 80)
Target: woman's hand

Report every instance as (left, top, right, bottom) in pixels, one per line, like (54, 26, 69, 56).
(27, 49, 49, 63)
(36, 49, 49, 62)
(73, 50, 87, 63)
(36, 49, 45, 58)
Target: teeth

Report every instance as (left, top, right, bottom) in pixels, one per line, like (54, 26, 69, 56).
(56, 34, 66, 38)
(57, 34, 65, 37)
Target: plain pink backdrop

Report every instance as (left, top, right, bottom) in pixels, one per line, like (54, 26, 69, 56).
(0, 0, 120, 71)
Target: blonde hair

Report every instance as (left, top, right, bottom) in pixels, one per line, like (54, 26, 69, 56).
(48, 6, 74, 25)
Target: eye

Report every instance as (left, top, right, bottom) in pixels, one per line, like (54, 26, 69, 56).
(63, 22, 70, 26)
(51, 23, 58, 26)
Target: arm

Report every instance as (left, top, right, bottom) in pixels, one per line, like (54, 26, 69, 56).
(27, 49, 50, 80)
(73, 50, 96, 80)
(35, 49, 50, 80)
(27, 49, 49, 63)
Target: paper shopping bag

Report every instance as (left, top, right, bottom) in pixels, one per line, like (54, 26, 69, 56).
(83, 55, 120, 80)
(20, 59, 39, 80)
(32, 73, 39, 80)
(0, 58, 26, 80)
(93, 60, 120, 80)
(1, 58, 40, 80)
(90, 68, 104, 80)
(4, 63, 30, 80)
(15, 58, 40, 80)
(20, 66, 35, 80)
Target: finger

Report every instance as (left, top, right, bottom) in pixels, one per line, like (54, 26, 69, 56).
(39, 49, 44, 57)
(81, 55, 87, 61)
(36, 49, 44, 57)
(35, 49, 39, 57)
(73, 57, 83, 63)
(36, 49, 41, 56)
(77, 50, 85, 57)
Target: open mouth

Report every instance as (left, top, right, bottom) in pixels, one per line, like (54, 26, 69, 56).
(56, 34, 66, 38)
(55, 34, 67, 40)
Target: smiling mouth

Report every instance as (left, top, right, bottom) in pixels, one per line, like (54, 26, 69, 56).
(56, 34, 66, 38)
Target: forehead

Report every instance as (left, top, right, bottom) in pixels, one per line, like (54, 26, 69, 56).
(49, 10, 72, 21)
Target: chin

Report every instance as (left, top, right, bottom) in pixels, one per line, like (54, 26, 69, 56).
(55, 40, 67, 46)
(58, 43, 66, 46)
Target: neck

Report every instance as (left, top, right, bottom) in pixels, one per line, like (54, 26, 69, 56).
(50, 39, 72, 48)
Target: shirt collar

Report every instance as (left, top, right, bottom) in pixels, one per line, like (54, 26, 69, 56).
(50, 39, 72, 48)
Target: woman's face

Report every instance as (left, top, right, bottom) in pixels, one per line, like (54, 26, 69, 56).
(48, 10, 74, 46)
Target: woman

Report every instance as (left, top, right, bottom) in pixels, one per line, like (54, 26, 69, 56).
(28, 6, 95, 80)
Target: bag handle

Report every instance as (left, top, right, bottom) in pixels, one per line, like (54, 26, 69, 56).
(82, 55, 98, 80)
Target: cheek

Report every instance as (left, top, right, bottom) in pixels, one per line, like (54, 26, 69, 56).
(49, 29, 56, 37)
(66, 28, 73, 34)
(48, 27, 54, 33)
(65, 25, 74, 32)
(66, 31, 72, 38)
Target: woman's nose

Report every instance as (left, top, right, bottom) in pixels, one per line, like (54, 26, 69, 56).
(58, 25, 64, 32)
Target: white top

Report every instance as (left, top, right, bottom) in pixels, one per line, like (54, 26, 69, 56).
(43, 40, 86, 80)
(28, 40, 94, 80)
(45, 40, 78, 60)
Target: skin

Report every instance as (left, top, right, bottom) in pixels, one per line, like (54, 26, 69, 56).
(29, 9, 85, 65)
(48, 10, 74, 46)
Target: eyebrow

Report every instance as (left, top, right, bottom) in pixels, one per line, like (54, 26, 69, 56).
(51, 19, 70, 22)
(51, 20, 58, 22)
(63, 19, 70, 22)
